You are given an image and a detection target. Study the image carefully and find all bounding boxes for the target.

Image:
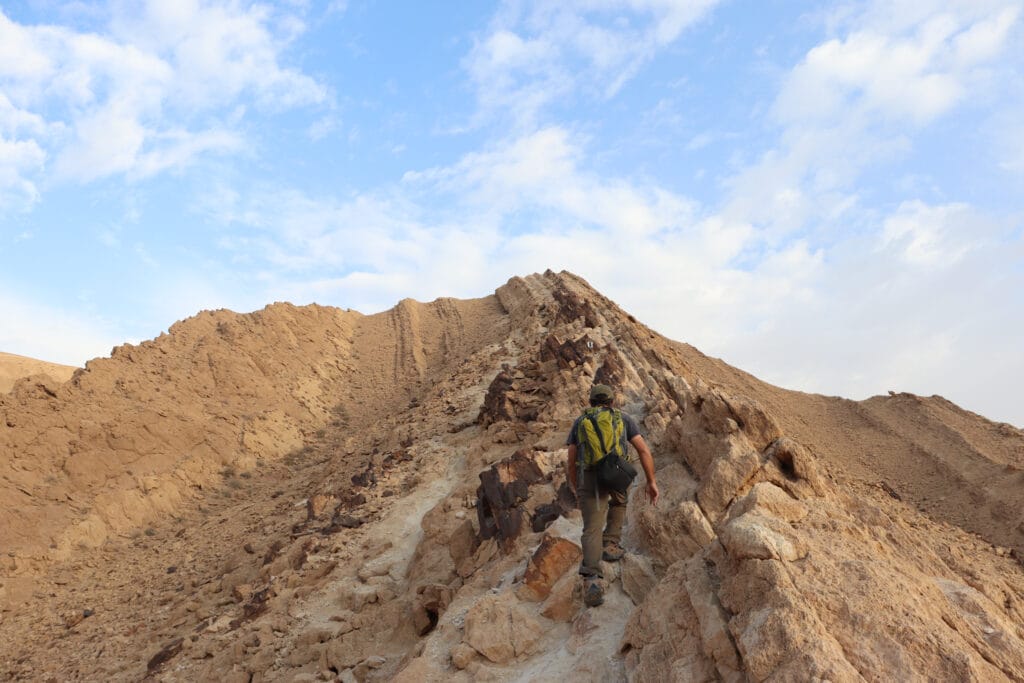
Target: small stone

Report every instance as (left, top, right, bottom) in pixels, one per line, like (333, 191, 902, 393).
(166, 566, 177, 574)
(451, 643, 477, 669)
(335, 514, 364, 529)
(307, 494, 335, 520)
(540, 571, 578, 622)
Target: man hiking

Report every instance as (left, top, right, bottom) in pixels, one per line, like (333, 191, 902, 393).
(567, 383, 659, 607)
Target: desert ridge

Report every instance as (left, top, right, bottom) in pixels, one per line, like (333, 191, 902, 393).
(0, 271, 1022, 681)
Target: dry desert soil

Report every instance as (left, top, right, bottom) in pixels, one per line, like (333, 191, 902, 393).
(1, 271, 1022, 682)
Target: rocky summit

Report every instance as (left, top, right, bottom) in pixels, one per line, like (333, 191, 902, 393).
(1, 271, 1023, 682)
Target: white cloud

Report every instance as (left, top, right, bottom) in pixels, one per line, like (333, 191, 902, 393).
(777, 6, 1019, 127)
(0, 3, 326, 206)
(879, 200, 983, 266)
(721, 3, 1020, 247)
(465, 0, 721, 125)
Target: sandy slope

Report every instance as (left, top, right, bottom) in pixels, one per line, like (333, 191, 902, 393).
(1, 271, 1022, 681)
(0, 352, 76, 394)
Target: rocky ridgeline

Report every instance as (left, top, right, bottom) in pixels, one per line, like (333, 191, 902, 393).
(2, 271, 1023, 681)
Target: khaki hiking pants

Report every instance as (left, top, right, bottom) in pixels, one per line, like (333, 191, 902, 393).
(577, 468, 629, 578)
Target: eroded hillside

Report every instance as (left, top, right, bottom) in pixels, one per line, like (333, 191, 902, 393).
(0, 352, 76, 394)
(1, 271, 1022, 682)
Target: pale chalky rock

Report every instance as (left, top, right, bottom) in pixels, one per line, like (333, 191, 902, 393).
(516, 534, 582, 602)
(765, 437, 828, 495)
(731, 482, 808, 523)
(684, 557, 742, 682)
(697, 443, 762, 521)
(540, 571, 579, 622)
(677, 500, 716, 546)
(464, 591, 546, 664)
(719, 512, 807, 562)
(620, 553, 658, 605)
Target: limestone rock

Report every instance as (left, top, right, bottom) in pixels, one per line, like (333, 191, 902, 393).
(677, 500, 716, 546)
(540, 570, 579, 622)
(448, 518, 479, 567)
(411, 583, 453, 636)
(620, 553, 657, 605)
(516, 534, 582, 602)
(450, 642, 477, 669)
(696, 444, 762, 521)
(731, 482, 808, 523)
(719, 512, 808, 562)
(463, 591, 546, 664)
(684, 557, 742, 681)
(764, 437, 828, 495)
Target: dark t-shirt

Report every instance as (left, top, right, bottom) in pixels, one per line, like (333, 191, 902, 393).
(566, 408, 641, 460)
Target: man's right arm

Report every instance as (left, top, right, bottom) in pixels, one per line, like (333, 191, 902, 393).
(630, 435, 659, 505)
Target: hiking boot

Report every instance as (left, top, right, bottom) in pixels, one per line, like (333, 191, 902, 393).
(583, 580, 604, 607)
(602, 541, 624, 562)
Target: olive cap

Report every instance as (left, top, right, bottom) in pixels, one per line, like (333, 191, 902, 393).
(589, 384, 614, 402)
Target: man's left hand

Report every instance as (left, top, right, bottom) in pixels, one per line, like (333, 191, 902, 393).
(645, 480, 660, 506)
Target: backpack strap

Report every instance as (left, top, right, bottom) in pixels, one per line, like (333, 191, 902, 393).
(585, 409, 610, 461)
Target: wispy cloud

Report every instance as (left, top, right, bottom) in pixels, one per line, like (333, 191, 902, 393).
(464, 0, 721, 127)
(0, 2, 325, 209)
(724, 2, 1021, 243)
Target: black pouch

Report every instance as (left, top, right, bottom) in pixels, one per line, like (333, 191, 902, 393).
(596, 452, 637, 494)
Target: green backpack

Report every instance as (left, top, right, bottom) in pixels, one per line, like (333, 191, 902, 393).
(576, 407, 625, 468)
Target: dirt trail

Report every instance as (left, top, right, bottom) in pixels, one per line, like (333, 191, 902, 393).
(2, 270, 1023, 682)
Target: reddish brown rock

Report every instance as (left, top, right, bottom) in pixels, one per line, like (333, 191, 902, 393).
(516, 534, 582, 602)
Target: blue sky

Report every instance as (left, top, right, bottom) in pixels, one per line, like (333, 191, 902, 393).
(1, 0, 1022, 426)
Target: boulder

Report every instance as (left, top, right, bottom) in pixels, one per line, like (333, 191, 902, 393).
(476, 450, 547, 549)
(697, 443, 761, 520)
(677, 500, 716, 546)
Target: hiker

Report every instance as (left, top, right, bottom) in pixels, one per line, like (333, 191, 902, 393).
(567, 383, 659, 607)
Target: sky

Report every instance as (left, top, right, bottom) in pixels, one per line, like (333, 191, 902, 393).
(1, 1, 1022, 427)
